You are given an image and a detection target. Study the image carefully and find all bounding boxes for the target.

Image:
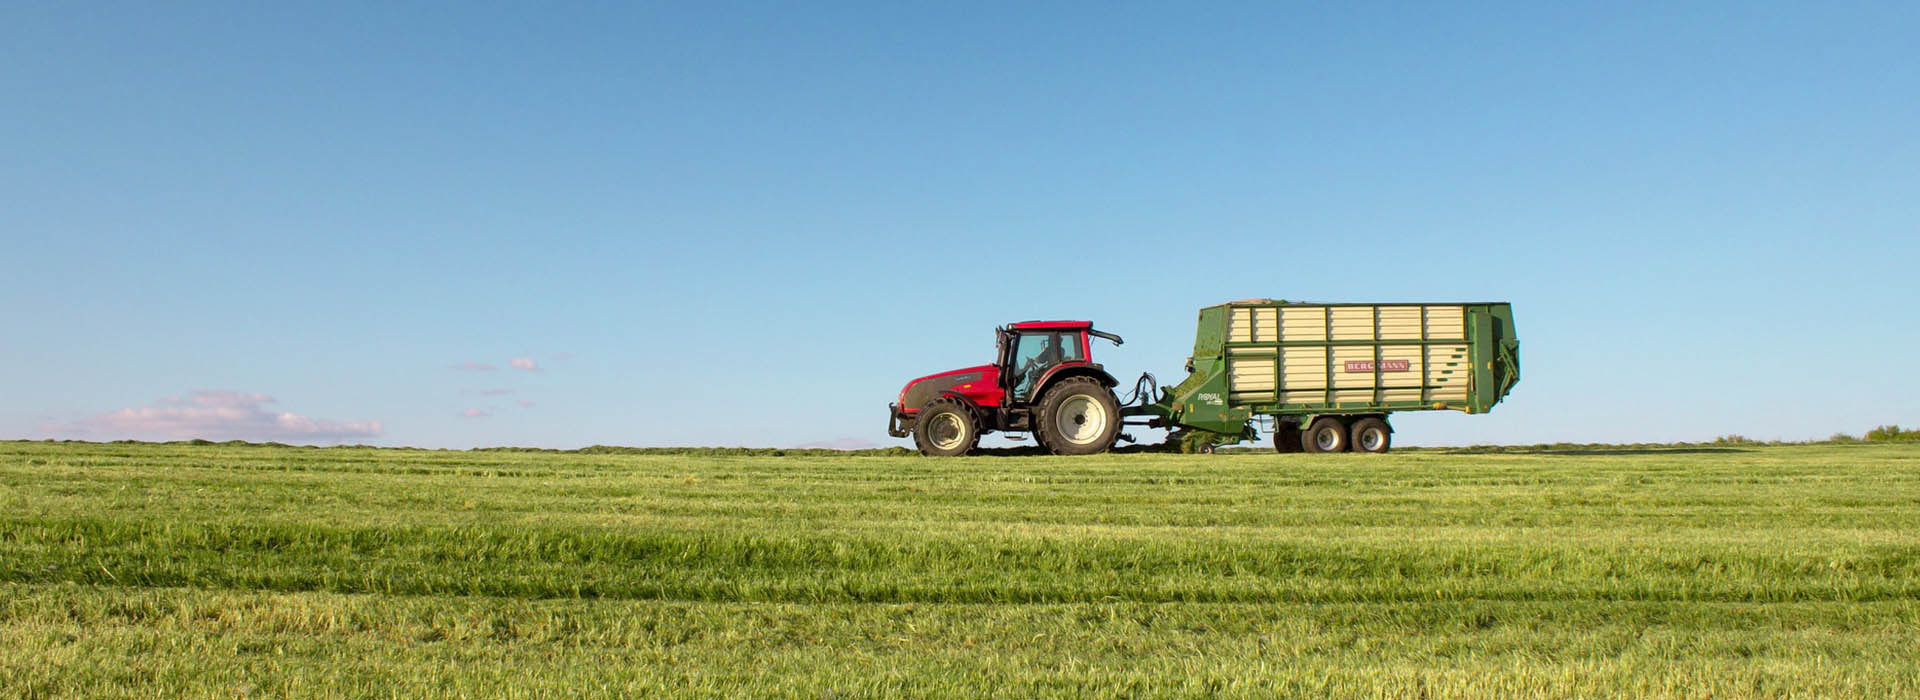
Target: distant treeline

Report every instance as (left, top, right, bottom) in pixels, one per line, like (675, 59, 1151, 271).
(13, 425, 1917, 455)
(1708, 424, 1920, 446)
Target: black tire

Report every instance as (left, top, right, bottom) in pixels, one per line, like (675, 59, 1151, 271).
(1302, 416, 1350, 453)
(1273, 423, 1304, 453)
(913, 398, 979, 457)
(1196, 442, 1217, 455)
(1350, 417, 1392, 454)
(1034, 376, 1121, 456)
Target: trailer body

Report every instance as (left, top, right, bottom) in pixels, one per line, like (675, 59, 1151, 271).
(1141, 300, 1520, 437)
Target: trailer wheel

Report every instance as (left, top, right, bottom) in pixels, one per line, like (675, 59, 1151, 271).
(1035, 376, 1121, 456)
(1350, 417, 1391, 454)
(1302, 417, 1349, 453)
(913, 398, 979, 457)
(1273, 423, 1304, 453)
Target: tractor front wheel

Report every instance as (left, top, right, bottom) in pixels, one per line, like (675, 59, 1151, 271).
(1035, 377, 1121, 456)
(913, 398, 979, 457)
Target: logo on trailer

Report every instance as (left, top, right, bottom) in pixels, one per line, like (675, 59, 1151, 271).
(1344, 360, 1410, 373)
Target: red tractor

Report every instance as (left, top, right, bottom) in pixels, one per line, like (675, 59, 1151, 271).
(887, 321, 1128, 456)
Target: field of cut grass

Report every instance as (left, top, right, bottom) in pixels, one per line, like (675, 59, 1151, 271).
(2, 440, 1917, 698)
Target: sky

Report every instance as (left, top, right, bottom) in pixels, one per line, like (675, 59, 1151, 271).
(2, 1, 1915, 449)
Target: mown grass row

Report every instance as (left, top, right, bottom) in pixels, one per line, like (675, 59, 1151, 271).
(5, 515, 1918, 604)
(4, 585, 1916, 699)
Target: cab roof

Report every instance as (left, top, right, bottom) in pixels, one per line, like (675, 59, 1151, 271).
(1008, 320, 1092, 331)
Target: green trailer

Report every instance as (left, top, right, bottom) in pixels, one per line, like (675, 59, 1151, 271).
(1131, 299, 1520, 453)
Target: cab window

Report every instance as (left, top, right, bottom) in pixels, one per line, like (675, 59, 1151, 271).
(1011, 332, 1083, 399)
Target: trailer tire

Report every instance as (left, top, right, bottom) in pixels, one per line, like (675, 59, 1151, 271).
(1302, 416, 1350, 453)
(1350, 417, 1391, 454)
(1273, 423, 1304, 453)
(913, 398, 979, 457)
(1034, 376, 1121, 456)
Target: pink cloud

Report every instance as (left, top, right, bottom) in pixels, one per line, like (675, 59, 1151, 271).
(454, 361, 497, 371)
(509, 357, 539, 371)
(478, 388, 515, 396)
(459, 408, 491, 419)
(42, 391, 381, 443)
(515, 400, 535, 408)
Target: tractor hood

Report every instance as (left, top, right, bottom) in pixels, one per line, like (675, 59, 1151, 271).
(896, 364, 1000, 413)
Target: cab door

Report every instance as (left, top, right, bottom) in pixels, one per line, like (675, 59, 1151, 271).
(1007, 331, 1087, 402)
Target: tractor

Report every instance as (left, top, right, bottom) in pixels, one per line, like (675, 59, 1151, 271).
(886, 321, 1129, 456)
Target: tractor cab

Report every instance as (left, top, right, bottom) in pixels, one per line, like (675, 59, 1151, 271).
(995, 321, 1100, 401)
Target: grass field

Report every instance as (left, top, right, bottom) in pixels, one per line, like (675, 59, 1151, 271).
(2, 440, 1917, 698)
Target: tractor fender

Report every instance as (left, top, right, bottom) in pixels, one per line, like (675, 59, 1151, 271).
(1030, 363, 1119, 401)
(891, 391, 984, 437)
(935, 390, 983, 414)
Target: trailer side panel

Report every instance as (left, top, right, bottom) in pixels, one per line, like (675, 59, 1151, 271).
(1211, 300, 1518, 417)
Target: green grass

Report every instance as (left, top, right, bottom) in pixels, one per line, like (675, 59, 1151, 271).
(3, 441, 1917, 698)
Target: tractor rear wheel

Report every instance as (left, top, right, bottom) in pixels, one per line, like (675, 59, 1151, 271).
(1302, 416, 1350, 453)
(1035, 377, 1121, 455)
(913, 398, 979, 457)
(1273, 422, 1304, 453)
(1350, 417, 1392, 454)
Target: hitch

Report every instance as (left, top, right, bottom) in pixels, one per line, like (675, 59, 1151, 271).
(885, 403, 912, 438)
(1119, 372, 1158, 409)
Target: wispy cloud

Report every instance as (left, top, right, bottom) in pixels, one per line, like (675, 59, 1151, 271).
(478, 388, 515, 396)
(41, 391, 381, 443)
(454, 361, 497, 371)
(515, 400, 535, 408)
(459, 408, 491, 419)
(509, 357, 539, 371)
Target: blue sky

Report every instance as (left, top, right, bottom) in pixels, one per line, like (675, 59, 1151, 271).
(3, 1, 1914, 448)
